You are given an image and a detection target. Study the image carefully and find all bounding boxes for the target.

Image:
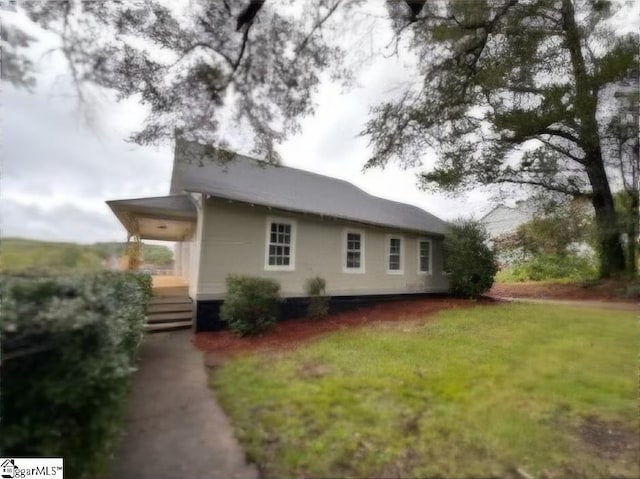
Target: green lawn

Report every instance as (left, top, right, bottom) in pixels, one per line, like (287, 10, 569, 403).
(210, 304, 639, 478)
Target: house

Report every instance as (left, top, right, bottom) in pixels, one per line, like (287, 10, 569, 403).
(107, 139, 450, 331)
(480, 201, 536, 240)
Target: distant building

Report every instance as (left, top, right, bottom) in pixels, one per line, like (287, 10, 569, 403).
(480, 201, 536, 239)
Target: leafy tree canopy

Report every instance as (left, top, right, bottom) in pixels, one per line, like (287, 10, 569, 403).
(363, 0, 638, 277)
(4, 0, 357, 160)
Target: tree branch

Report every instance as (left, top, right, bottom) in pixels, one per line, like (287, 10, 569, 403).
(296, 0, 342, 56)
(494, 178, 592, 198)
(540, 127, 580, 145)
(535, 135, 585, 164)
(230, 21, 252, 77)
(169, 41, 235, 69)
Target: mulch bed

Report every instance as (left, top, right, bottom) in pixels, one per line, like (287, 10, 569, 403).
(193, 297, 495, 357)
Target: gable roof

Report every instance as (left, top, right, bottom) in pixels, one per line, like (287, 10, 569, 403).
(170, 139, 449, 235)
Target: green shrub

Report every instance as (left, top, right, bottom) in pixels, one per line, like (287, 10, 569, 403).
(304, 276, 329, 318)
(443, 220, 498, 298)
(495, 266, 531, 283)
(509, 254, 598, 282)
(220, 275, 280, 335)
(0, 271, 152, 479)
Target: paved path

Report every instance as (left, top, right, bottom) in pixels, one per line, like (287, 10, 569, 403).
(109, 331, 258, 479)
(493, 296, 638, 312)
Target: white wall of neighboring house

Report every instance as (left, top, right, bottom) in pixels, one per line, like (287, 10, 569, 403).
(481, 205, 535, 239)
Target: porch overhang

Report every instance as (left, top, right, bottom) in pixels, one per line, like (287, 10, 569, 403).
(106, 195, 197, 241)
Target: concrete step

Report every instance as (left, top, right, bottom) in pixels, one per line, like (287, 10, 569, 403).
(147, 302, 193, 314)
(145, 320, 192, 333)
(147, 311, 193, 323)
(153, 287, 189, 297)
(149, 296, 193, 305)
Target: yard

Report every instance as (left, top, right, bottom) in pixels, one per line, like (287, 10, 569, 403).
(208, 303, 638, 479)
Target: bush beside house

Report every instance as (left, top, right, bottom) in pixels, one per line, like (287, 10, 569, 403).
(304, 276, 329, 318)
(220, 275, 281, 335)
(444, 220, 498, 298)
(0, 272, 152, 479)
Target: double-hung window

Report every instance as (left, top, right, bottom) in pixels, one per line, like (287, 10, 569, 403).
(386, 235, 403, 274)
(418, 238, 432, 274)
(265, 218, 296, 271)
(343, 229, 365, 273)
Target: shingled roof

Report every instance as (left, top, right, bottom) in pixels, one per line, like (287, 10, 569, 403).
(170, 139, 449, 236)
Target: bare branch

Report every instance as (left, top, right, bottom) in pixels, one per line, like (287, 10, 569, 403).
(296, 0, 343, 56)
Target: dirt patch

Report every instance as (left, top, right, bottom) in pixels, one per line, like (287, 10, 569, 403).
(579, 415, 640, 461)
(193, 297, 493, 357)
(489, 280, 639, 302)
(297, 361, 333, 379)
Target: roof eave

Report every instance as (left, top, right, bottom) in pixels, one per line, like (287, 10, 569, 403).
(188, 189, 447, 237)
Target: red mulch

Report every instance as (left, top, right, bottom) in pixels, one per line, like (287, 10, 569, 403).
(489, 280, 638, 302)
(193, 297, 495, 357)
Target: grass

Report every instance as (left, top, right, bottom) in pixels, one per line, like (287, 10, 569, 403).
(210, 304, 639, 478)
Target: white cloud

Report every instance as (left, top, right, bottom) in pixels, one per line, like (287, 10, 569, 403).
(1, 197, 124, 243)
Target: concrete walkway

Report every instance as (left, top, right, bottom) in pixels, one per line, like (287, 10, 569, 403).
(494, 296, 638, 311)
(109, 331, 258, 479)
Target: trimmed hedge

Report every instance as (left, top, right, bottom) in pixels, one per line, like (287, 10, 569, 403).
(220, 275, 280, 335)
(0, 271, 152, 479)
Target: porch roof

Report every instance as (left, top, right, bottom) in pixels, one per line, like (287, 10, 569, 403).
(106, 195, 197, 241)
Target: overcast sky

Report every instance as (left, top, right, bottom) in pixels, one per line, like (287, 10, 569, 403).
(2, 2, 636, 245)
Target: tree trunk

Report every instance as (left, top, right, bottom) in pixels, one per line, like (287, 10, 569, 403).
(585, 154, 626, 277)
(561, 0, 626, 277)
(625, 191, 638, 274)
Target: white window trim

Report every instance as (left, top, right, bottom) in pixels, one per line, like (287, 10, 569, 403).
(417, 238, 433, 275)
(342, 228, 365, 274)
(386, 234, 404, 275)
(264, 216, 296, 271)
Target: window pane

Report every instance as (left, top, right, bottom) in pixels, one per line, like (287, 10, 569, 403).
(345, 232, 362, 269)
(267, 222, 293, 267)
(420, 241, 430, 272)
(390, 238, 400, 254)
(346, 251, 360, 268)
(347, 233, 360, 249)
